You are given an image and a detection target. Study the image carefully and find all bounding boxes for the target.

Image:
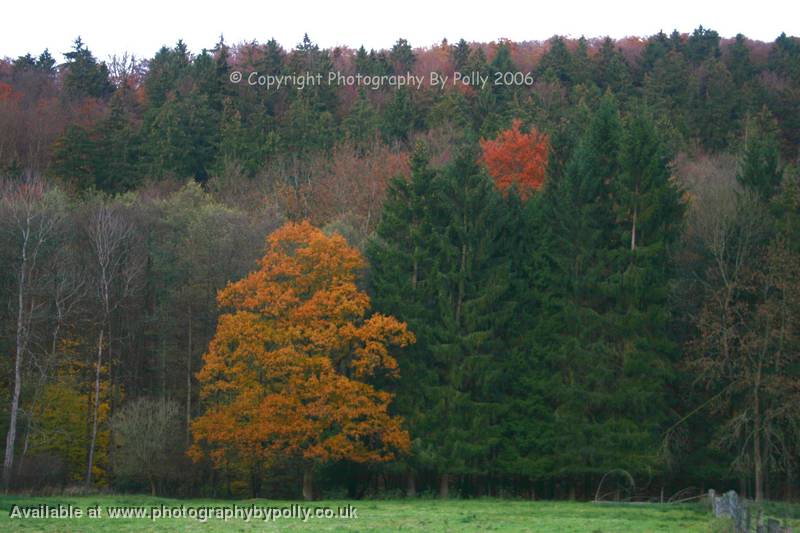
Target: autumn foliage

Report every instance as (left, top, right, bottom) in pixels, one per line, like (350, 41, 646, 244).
(189, 221, 413, 492)
(480, 119, 549, 199)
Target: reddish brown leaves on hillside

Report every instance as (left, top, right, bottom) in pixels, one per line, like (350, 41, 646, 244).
(480, 119, 549, 199)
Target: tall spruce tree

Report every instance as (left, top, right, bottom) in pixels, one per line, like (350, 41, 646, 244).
(738, 109, 784, 202)
(426, 146, 512, 496)
(534, 95, 621, 497)
(367, 144, 439, 494)
(609, 108, 685, 480)
(495, 185, 558, 496)
(369, 142, 512, 497)
(63, 37, 114, 99)
(530, 97, 684, 496)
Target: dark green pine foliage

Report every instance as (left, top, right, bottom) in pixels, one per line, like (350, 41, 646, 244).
(609, 108, 685, 476)
(773, 166, 800, 251)
(354, 46, 371, 74)
(215, 41, 279, 175)
(381, 88, 417, 143)
(532, 91, 591, 185)
(689, 59, 738, 151)
(495, 188, 557, 487)
(616, 109, 684, 256)
(725, 35, 758, 116)
(217, 96, 256, 174)
(355, 48, 393, 77)
(145, 90, 218, 180)
(53, 62, 140, 191)
(282, 35, 337, 154)
(369, 142, 511, 495)
(425, 145, 512, 493)
(94, 89, 142, 192)
(684, 26, 721, 65)
(288, 34, 338, 112)
(571, 37, 593, 87)
(367, 144, 439, 481)
(62, 37, 114, 99)
(390, 38, 416, 74)
(537, 36, 574, 85)
(251, 39, 285, 156)
(140, 42, 221, 181)
(643, 50, 690, 136)
(12, 53, 37, 72)
(451, 39, 471, 73)
(144, 42, 191, 109)
(668, 30, 684, 53)
(765, 35, 800, 157)
(428, 88, 474, 133)
(50, 124, 97, 188)
(738, 109, 784, 201)
(37, 49, 56, 74)
(531, 98, 684, 492)
(344, 89, 380, 151)
(12, 49, 56, 78)
(637, 31, 672, 83)
(683, 28, 738, 151)
(212, 37, 236, 106)
(534, 95, 646, 492)
(479, 43, 520, 137)
(768, 33, 800, 83)
(727, 34, 756, 87)
(594, 38, 631, 96)
(460, 47, 490, 135)
(283, 94, 336, 155)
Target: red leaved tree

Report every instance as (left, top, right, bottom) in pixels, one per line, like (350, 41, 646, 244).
(480, 119, 549, 199)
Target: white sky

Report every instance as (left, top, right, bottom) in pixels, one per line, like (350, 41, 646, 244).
(2, 0, 798, 62)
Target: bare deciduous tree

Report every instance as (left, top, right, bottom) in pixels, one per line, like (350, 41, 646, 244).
(0, 178, 65, 489)
(20, 238, 86, 465)
(683, 165, 800, 501)
(84, 198, 142, 486)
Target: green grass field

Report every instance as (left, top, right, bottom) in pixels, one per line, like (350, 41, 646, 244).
(0, 495, 734, 532)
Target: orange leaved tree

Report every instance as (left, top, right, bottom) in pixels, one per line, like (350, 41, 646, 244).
(189, 221, 413, 499)
(480, 118, 549, 199)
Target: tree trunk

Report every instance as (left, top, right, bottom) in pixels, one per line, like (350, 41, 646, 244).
(753, 384, 764, 502)
(86, 329, 103, 486)
(376, 472, 386, 494)
(302, 464, 314, 501)
(3, 234, 28, 490)
(439, 473, 450, 499)
(3, 338, 23, 491)
(107, 318, 115, 480)
(150, 475, 156, 496)
(406, 471, 416, 497)
(250, 464, 261, 498)
(455, 243, 466, 325)
(750, 355, 765, 502)
(186, 303, 193, 445)
(630, 193, 638, 251)
(160, 327, 167, 399)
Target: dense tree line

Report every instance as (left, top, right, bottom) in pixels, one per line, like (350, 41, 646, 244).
(0, 28, 799, 501)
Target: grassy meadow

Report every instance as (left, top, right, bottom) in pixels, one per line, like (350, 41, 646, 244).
(0, 495, 734, 532)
